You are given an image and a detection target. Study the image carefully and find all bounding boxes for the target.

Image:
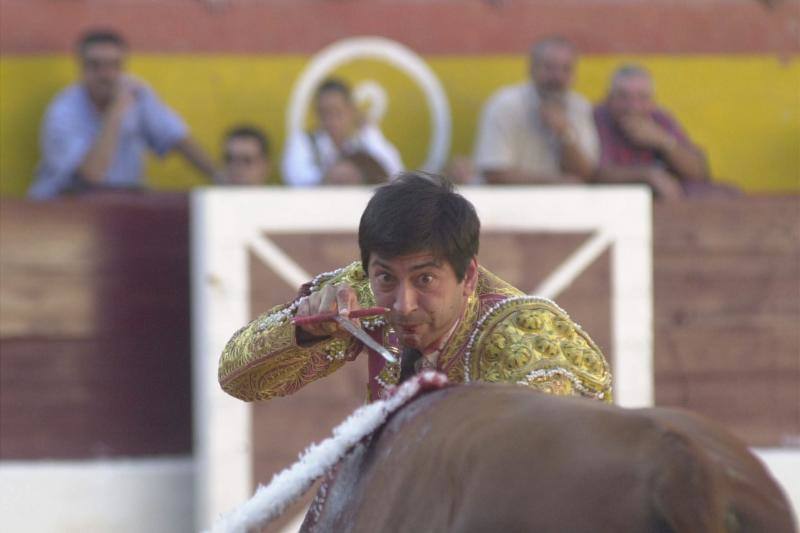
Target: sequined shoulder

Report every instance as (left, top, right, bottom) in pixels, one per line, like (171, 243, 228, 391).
(475, 266, 525, 299)
(465, 296, 612, 401)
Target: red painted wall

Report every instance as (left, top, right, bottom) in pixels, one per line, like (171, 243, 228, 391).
(1, 0, 798, 55)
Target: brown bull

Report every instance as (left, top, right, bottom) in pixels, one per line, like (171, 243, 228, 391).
(303, 383, 795, 533)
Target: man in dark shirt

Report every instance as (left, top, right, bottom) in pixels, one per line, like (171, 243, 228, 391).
(592, 65, 710, 200)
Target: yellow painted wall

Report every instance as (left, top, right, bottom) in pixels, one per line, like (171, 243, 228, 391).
(1, 54, 798, 196)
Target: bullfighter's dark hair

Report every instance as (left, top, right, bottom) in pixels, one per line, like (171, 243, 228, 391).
(358, 172, 480, 281)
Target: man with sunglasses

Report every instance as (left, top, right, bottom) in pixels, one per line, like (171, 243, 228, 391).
(29, 29, 219, 199)
(221, 125, 271, 186)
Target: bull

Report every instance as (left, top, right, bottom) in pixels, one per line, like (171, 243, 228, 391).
(302, 383, 795, 533)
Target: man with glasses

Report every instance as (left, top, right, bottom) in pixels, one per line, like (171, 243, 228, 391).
(221, 125, 271, 186)
(28, 29, 219, 199)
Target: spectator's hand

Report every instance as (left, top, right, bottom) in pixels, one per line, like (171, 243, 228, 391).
(325, 159, 363, 185)
(645, 167, 684, 201)
(539, 96, 569, 137)
(445, 156, 477, 185)
(109, 76, 142, 117)
(295, 283, 361, 338)
(619, 115, 674, 151)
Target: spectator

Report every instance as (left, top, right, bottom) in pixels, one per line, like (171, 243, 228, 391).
(281, 78, 403, 186)
(28, 29, 219, 200)
(222, 125, 270, 185)
(592, 65, 711, 200)
(473, 36, 598, 184)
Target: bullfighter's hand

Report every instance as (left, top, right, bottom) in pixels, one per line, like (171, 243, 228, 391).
(295, 283, 362, 338)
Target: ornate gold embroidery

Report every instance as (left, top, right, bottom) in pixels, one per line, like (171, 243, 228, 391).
(218, 262, 374, 401)
(219, 261, 613, 404)
(376, 327, 401, 389)
(466, 297, 612, 402)
(438, 267, 524, 383)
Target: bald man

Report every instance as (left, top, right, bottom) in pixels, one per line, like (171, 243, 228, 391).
(592, 65, 710, 200)
(474, 36, 599, 185)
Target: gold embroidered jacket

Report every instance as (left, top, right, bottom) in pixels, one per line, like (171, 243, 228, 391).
(219, 261, 612, 402)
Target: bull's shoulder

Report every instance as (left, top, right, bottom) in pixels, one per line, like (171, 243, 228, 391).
(465, 296, 613, 402)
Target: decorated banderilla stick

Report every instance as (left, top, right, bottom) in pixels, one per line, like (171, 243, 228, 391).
(291, 306, 390, 326)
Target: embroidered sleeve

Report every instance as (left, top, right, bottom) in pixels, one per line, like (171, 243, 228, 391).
(465, 296, 613, 402)
(218, 261, 375, 401)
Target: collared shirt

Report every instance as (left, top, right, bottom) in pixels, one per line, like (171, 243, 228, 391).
(29, 83, 188, 200)
(593, 103, 692, 168)
(474, 82, 599, 179)
(281, 124, 403, 186)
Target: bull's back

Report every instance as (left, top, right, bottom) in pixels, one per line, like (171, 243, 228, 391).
(315, 384, 795, 533)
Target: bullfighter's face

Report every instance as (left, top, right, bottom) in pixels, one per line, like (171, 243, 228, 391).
(368, 251, 478, 352)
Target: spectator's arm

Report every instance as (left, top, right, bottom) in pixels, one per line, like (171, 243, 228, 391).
(172, 137, 221, 182)
(545, 97, 597, 180)
(619, 114, 708, 182)
(559, 129, 596, 179)
(659, 140, 709, 182)
(483, 168, 571, 185)
(76, 86, 135, 184)
(594, 165, 683, 200)
(137, 83, 219, 181)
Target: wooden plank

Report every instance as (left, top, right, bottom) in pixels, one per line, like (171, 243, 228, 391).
(0, 338, 192, 459)
(0, 195, 192, 459)
(653, 195, 800, 447)
(655, 323, 799, 374)
(653, 196, 800, 253)
(656, 375, 799, 447)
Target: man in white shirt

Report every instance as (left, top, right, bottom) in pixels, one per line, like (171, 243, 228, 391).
(281, 78, 403, 186)
(473, 36, 599, 184)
